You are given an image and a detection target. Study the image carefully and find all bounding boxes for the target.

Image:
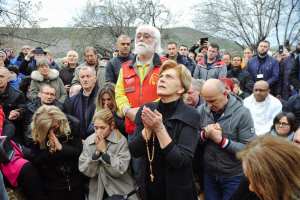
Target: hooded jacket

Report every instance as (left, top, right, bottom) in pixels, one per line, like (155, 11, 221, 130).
(197, 94, 255, 177)
(29, 69, 67, 103)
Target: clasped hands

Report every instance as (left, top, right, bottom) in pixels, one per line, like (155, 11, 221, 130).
(95, 134, 107, 153)
(204, 123, 223, 144)
(141, 106, 164, 141)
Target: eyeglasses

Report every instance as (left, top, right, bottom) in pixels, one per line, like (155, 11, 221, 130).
(136, 33, 153, 40)
(275, 122, 290, 127)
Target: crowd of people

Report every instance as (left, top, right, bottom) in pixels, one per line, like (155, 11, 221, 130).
(0, 24, 300, 200)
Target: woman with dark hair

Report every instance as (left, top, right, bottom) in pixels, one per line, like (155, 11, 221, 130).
(269, 112, 297, 141)
(230, 112, 298, 200)
(129, 60, 200, 200)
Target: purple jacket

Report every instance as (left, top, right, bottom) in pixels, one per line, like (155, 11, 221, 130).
(247, 55, 279, 87)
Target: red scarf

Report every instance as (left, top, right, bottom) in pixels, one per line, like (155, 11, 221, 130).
(0, 106, 4, 136)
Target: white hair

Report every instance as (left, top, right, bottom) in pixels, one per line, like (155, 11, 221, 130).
(134, 24, 163, 54)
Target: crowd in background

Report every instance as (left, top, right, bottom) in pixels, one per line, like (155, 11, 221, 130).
(0, 24, 300, 200)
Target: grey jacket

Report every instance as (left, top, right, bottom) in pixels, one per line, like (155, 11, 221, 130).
(197, 94, 256, 177)
(78, 131, 137, 200)
(29, 69, 67, 103)
(193, 60, 227, 80)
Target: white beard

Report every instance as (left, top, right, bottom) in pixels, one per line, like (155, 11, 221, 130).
(134, 42, 155, 55)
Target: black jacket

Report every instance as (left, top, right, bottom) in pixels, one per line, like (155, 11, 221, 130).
(0, 84, 26, 143)
(166, 53, 196, 75)
(284, 94, 300, 127)
(105, 54, 134, 83)
(227, 67, 254, 94)
(129, 99, 200, 200)
(64, 86, 98, 139)
(229, 176, 260, 200)
(29, 115, 83, 192)
(0, 84, 26, 118)
(59, 65, 77, 86)
(289, 55, 300, 90)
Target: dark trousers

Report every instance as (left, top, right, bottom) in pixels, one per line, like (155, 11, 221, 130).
(204, 174, 242, 200)
(18, 162, 48, 200)
(47, 187, 85, 200)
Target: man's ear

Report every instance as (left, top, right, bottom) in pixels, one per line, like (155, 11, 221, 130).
(38, 92, 42, 98)
(223, 90, 228, 96)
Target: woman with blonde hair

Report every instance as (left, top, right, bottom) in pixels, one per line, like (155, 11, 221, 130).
(238, 136, 300, 200)
(30, 105, 84, 200)
(129, 60, 201, 200)
(79, 108, 137, 200)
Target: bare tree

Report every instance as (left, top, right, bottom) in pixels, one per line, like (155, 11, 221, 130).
(137, 0, 171, 29)
(194, 0, 300, 49)
(274, 0, 300, 48)
(73, 0, 139, 39)
(0, 0, 47, 46)
(73, 0, 172, 49)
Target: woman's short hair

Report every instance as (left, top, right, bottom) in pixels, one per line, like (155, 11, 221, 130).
(271, 112, 298, 132)
(238, 136, 300, 200)
(31, 105, 70, 149)
(95, 83, 116, 112)
(36, 58, 49, 68)
(159, 60, 192, 95)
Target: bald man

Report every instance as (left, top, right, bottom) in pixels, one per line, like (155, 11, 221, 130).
(198, 79, 255, 200)
(244, 80, 282, 136)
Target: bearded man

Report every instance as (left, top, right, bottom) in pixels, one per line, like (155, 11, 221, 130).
(246, 40, 279, 92)
(115, 25, 167, 178)
(116, 25, 167, 135)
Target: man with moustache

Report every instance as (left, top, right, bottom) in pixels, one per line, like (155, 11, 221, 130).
(115, 25, 166, 178)
(116, 24, 166, 136)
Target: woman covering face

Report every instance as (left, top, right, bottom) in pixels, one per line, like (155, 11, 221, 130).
(79, 109, 138, 200)
(129, 60, 201, 200)
(30, 105, 85, 200)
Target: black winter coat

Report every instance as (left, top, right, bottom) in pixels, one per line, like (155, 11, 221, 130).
(129, 99, 200, 200)
(29, 115, 83, 192)
(64, 86, 98, 139)
(105, 54, 134, 83)
(227, 67, 254, 94)
(0, 84, 26, 143)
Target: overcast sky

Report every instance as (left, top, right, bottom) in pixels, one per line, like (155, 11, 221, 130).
(32, 0, 197, 28)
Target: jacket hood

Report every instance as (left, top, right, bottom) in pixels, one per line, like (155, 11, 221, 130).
(31, 69, 59, 81)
